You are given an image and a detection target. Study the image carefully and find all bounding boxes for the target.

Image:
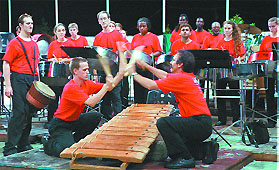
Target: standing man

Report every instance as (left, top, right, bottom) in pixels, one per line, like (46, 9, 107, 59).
(169, 14, 197, 46)
(194, 17, 210, 48)
(68, 23, 89, 47)
(170, 23, 200, 55)
(130, 50, 218, 169)
(2, 13, 40, 156)
(41, 57, 125, 157)
(202, 22, 223, 49)
(93, 11, 124, 120)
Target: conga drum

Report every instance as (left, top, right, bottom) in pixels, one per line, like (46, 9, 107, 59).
(26, 81, 56, 109)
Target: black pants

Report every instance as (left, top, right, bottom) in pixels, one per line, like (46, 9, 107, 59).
(43, 111, 102, 157)
(121, 76, 129, 108)
(265, 77, 277, 122)
(156, 115, 212, 159)
(3, 72, 38, 153)
(216, 79, 240, 123)
(134, 69, 153, 104)
(47, 86, 63, 122)
(99, 72, 122, 120)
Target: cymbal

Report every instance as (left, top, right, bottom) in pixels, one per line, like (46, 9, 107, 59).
(238, 24, 261, 34)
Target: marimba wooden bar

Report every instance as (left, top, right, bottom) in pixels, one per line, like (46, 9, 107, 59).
(60, 104, 173, 170)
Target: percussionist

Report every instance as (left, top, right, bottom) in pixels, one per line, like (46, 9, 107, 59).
(93, 11, 124, 120)
(45, 23, 74, 128)
(41, 57, 126, 157)
(3, 13, 40, 156)
(130, 17, 162, 104)
(259, 17, 278, 128)
(215, 21, 246, 127)
(128, 50, 218, 169)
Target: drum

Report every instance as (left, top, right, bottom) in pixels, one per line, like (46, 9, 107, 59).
(26, 81, 56, 109)
(156, 54, 173, 65)
(124, 50, 153, 65)
(248, 51, 275, 78)
(252, 60, 276, 78)
(156, 54, 173, 73)
(38, 61, 70, 86)
(248, 51, 273, 63)
(87, 46, 118, 75)
(231, 63, 259, 80)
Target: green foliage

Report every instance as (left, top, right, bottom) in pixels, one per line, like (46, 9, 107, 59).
(230, 14, 244, 24)
(165, 24, 172, 34)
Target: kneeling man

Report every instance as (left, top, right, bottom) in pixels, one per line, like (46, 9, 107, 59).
(42, 57, 125, 157)
(130, 50, 218, 169)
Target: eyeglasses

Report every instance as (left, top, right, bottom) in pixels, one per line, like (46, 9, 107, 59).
(99, 17, 108, 21)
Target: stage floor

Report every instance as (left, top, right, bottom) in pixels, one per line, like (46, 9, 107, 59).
(0, 114, 277, 170)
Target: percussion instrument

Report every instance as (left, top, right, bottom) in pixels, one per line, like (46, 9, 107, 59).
(156, 54, 173, 72)
(38, 61, 70, 86)
(248, 52, 276, 77)
(87, 46, 118, 75)
(60, 104, 173, 170)
(238, 24, 261, 35)
(124, 50, 153, 65)
(156, 54, 173, 66)
(231, 63, 260, 80)
(26, 81, 56, 109)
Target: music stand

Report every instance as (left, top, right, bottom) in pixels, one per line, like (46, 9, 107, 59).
(187, 49, 232, 104)
(186, 49, 232, 147)
(61, 46, 98, 58)
(61, 46, 118, 75)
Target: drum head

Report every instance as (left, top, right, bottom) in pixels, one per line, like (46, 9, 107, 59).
(124, 50, 152, 65)
(92, 46, 118, 63)
(34, 81, 56, 98)
(156, 54, 174, 65)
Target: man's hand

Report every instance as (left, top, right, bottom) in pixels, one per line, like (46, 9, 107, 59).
(5, 85, 13, 98)
(134, 45, 146, 51)
(136, 60, 148, 70)
(116, 41, 128, 52)
(126, 62, 136, 76)
(105, 74, 114, 91)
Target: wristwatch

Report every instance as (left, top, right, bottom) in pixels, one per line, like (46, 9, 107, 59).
(131, 72, 138, 77)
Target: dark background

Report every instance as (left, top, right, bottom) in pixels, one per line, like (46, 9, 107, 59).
(0, 0, 277, 36)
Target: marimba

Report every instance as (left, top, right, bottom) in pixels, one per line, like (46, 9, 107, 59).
(60, 104, 174, 170)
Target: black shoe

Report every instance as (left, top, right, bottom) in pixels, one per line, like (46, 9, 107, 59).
(215, 121, 226, 126)
(3, 148, 17, 156)
(41, 135, 52, 156)
(268, 121, 276, 128)
(165, 157, 195, 169)
(17, 145, 33, 153)
(41, 135, 50, 146)
(202, 140, 219, 164)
